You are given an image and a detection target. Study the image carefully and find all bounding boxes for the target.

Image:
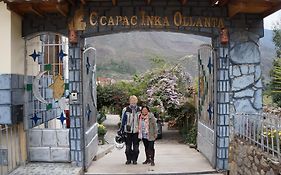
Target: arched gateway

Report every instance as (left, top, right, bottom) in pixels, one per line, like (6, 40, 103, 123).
(1, 0, 280, 173)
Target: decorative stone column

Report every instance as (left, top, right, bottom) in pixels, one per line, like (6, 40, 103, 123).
(213, 35, 230, 170)
(68, 33, 85, 167)
(229, 30, 263, 116)
(228, 29, 263, 173)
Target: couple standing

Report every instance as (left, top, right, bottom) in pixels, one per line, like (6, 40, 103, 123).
(118, 95, 158, 166)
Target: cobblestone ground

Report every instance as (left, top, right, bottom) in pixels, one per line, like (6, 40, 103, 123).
(9, 163, 82, 175)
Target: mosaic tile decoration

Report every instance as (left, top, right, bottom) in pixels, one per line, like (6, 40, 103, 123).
(26, 34, 68, 128)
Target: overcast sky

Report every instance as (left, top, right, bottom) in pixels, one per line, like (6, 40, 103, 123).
(264, 10, 281, 30)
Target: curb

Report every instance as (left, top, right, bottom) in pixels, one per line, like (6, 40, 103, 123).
(94, 144, 115, 161)
(85, 170, 221, 175)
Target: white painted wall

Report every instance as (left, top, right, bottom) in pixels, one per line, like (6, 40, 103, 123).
(0, 2, 25, 75)
(11, 12, 25, 75)
(0, 2, 12, 74)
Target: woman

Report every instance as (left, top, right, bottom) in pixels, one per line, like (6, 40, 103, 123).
(138, 106, 158, 166)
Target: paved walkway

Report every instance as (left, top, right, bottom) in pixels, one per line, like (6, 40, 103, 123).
(9, 115, 221, 175)
(86, 115, 220, 175)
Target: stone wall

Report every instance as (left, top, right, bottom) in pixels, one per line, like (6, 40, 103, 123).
(28, 129, 70, 162)
(229, 29, 263, 116)
(229, 137, 281, 175)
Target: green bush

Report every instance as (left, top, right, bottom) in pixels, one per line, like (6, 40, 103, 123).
(180, 124, 197, 145)
(97, 84, 129, 114)
(98, 124, 107, 136)
(272, 93, 281, 107)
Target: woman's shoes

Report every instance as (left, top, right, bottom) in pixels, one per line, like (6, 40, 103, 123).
(143, 159, 155, 166)
(142, 160, 150, 164)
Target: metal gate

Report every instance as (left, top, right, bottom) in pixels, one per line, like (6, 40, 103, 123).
(24, 34, 69, 130)
(24, 33, 72, 163)
(197, 44, 216, 168)
(82, 44, 98, 168)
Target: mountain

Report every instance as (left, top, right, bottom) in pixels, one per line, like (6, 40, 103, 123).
(86, 30, 275, 81)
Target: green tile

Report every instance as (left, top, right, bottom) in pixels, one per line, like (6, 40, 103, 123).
(64, 83, 69, 90)
(46, 103, 52, 110)
(44, 64, 52, 71)
(26, 84, 32, 91)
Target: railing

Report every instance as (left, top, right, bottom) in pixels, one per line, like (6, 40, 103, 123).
(234, 113, 281, 161)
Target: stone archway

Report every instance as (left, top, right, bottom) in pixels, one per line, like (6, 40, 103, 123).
(3, 0, 271, 172)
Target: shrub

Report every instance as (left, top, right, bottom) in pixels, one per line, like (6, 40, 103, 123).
(98, 124, 107, 136)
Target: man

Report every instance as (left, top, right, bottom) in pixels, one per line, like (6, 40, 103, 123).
(119, 95, 140, 165)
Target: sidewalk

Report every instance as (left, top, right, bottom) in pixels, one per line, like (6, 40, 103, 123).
(86, 143, 219, 175)
(8, 115, 221, 175)
(86, 115, 221, 175)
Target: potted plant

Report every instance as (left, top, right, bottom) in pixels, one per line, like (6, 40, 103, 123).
(98, 124, 107, 145)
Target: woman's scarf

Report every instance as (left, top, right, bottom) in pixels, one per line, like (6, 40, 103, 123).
(138, 113, 149, 139)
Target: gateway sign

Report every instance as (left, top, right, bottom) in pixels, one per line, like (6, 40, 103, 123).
(89, 11, 225, 29)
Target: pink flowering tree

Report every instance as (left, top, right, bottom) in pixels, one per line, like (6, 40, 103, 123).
(143, 65, 193, 118)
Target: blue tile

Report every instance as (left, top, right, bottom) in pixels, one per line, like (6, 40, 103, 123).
(224, 159, 228, 169)
(69, 71, 74, 81)
(12, 89, 24, 105)
(0, 90, 11, 104)
(27, 103, 33, 115)
(11, 74, 19, 89)
(217, 159, 224, 170)
(0, 106, 12, 124)
(46, 110, 52, 121)
(18, 75, 25, 89)
(27, 76, 33, 84)
(0, 74, 11, 90)
(38, 55, 43, 64)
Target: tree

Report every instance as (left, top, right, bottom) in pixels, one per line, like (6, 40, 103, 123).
(97, 84, 129, 114)
(270, 23, 281, 107)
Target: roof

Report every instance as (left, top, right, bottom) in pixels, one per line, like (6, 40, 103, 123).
(1, 0, 281, 18)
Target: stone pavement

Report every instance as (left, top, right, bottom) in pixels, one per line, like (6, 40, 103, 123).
(9, 163, 82, 175)
(86, 115, 222, 175)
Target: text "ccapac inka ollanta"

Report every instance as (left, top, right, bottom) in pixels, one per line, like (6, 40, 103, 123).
(89, 11, 225, 28)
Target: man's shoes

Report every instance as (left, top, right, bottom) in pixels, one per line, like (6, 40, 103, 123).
(125, 160, 131, 165)
(151, 161, 155, 166)
(142, 160, 150, 164)
(132, 161, 137, 165)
